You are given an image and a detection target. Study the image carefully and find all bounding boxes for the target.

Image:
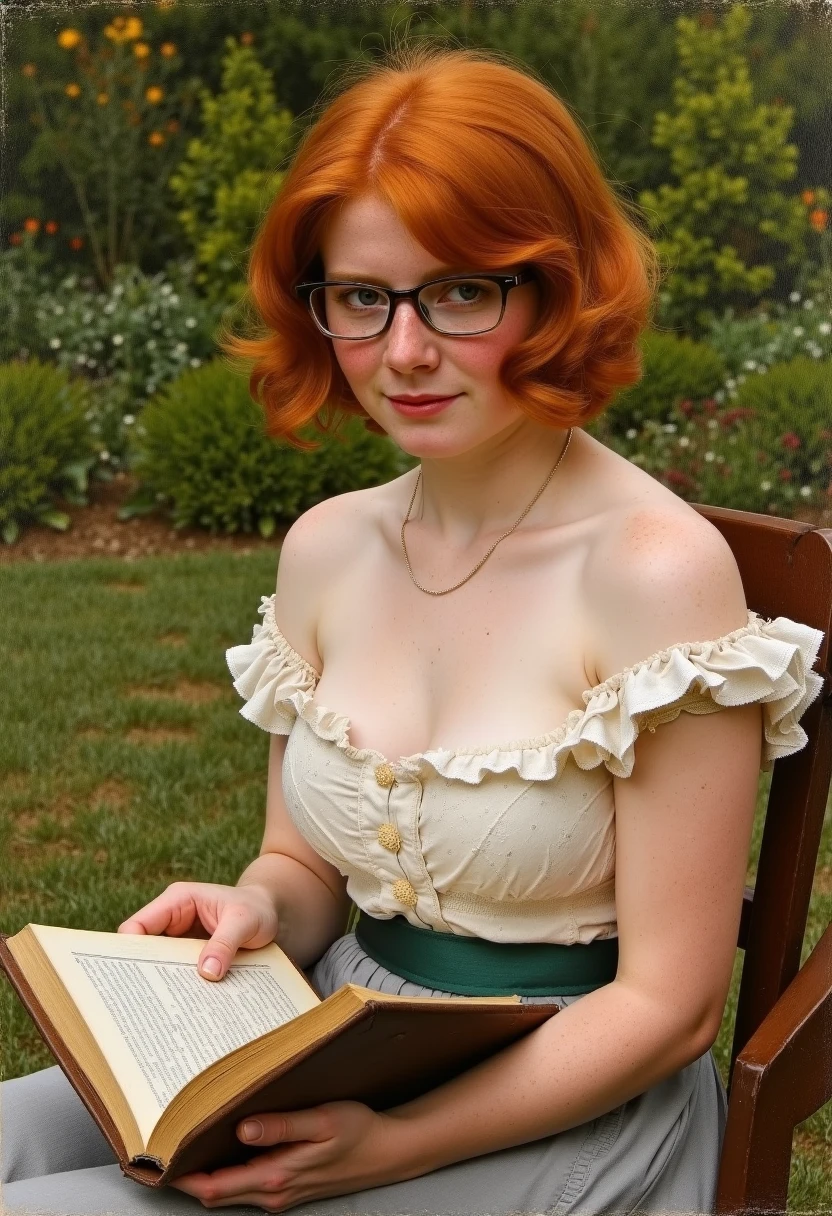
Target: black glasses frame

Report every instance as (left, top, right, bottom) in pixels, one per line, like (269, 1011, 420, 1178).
(293, 270, 534, 339)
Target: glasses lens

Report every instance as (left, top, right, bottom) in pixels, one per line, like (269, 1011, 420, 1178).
(419, 278, 503, 334)
(310, 285, 389, 338)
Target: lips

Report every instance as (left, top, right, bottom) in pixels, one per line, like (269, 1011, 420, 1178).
(387, 395, 457, 404)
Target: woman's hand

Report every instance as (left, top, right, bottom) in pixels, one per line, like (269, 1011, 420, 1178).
(118, 881, 279, 980)
(169, 1100, 410, 1212)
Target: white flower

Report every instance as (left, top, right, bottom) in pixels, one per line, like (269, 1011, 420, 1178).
(75, 354, 86, 364)
(725, 377, 737, 389)
(793, 326, 805, 337)
(99, 450, 110, 461)
(818, 322, 831, 335)
(112, 334, 124, 346)
(112, 284, 124, 297)
(82, 311, 94, 324)
(707, 419, 719, 430)
(715, 454, 725, 464)
(146, 339, 156, 350)
(663, 423, 677, 433)
(789, 291, 801, 303)
(800, 486, 813, 498)
(49, 337, 61, 349)
(175, 342, 188, 355)
(736, 374, 746, 384)
(743, 360, 757, 370)
(185, 317, 197, 328)
(103, 302, 116, 315)
(53, 305, 65, 316)
(87, 358, 97, 368)
(760, 480, 772, 491)
(626, 427, 638, 439)
(161, 284, 173, 296)
(803, 299, 814, 309)
(123, 414, 135, 426)
(678, 436, 691, 448)
(168, 294, 179, 306)
(704, 451, 716, 462)
(189, 357, 201, 368)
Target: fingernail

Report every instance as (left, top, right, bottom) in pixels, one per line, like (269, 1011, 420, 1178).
(201, 958, 221, 977)
(241, 1120, 262, 1141)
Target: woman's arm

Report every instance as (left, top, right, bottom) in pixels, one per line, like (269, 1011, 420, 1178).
(236, 733, 353, 968)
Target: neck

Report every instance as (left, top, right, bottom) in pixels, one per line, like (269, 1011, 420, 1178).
(409, 422, 576, 548)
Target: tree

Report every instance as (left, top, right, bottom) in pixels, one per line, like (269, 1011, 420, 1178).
(169, 37, 295, 306)
(638, 5, 817, 338)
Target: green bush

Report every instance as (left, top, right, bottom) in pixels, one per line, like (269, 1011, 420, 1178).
(591, 329, 727, 439)
(0, 360, 96, 544)
(129, 359, 406, 534)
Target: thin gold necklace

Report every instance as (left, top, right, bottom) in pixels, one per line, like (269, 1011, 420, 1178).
(400, 427, 574, 596)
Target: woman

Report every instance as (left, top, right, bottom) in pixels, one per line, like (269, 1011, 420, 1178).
(2, 43, 825, 1216)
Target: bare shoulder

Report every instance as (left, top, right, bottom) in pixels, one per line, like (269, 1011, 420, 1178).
(271, 480, 401, 672)
(583, 482, 749, 686)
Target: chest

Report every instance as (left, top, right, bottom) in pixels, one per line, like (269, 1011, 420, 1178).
(313, 517, 603, 759)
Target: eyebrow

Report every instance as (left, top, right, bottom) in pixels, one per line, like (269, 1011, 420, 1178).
(323, 267, 470, 285)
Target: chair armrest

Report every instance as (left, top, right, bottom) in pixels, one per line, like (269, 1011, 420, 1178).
(716, 918, 832, 1214)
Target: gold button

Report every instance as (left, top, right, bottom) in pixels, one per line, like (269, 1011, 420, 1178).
(374, 763, 396, 788)
(377, 823, 402, 852)
(391, 878, 418, 908)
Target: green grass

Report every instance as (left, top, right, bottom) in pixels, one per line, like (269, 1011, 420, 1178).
(0, 550, 829, 1209)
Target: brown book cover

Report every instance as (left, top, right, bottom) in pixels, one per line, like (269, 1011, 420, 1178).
(0, 931, 558, 1187)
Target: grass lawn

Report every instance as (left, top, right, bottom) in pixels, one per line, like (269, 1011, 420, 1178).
(1, 550, 830, 1210)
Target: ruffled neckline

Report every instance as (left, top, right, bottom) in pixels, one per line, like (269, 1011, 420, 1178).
(248, 594, 825, 784)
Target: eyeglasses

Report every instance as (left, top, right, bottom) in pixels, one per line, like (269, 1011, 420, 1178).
(293, 271, 534, 340)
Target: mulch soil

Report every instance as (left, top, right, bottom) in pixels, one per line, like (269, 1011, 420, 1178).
(1, 472, 830, 566)
(0, 473, 289, 565)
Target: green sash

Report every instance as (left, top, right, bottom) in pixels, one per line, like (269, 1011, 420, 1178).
(354, 911, 619, 997)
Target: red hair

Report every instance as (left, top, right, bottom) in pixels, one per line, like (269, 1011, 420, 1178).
(220, 43, 661, 450)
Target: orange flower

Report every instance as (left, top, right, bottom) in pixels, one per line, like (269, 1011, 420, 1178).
(145, 85, 164, 104)
(69, 236, 84, 250)
(124, 17, 143, 40)
(240, 31, 254, 45)
(22, 63, 37, 77)
(97, 92, 109, 105)
(810, 208, 829, 232)
(801, 189, 816, 206)
(57, 29, 83, 50)
(165, 118, 180, 133)
(45, 220, 59, 234)
(160, 42, 177, 58)
(105, 15, 142, 43)
(133, 42, 151, 59)
(65, 82, 81, 98)
(23, 217, 40, 233)
(9, 233, 23, 246)
(148, 130, 165, 146)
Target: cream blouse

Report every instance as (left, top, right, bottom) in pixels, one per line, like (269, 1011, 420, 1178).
(225, 594, 825, 946)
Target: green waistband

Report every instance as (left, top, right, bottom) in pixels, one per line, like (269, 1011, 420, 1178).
(354, 912, 619, 997)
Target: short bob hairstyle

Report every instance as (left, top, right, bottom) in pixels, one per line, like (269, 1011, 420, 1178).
(221, 42, 662, 449)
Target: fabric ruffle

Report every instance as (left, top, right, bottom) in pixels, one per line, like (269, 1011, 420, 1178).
(226, 594, 826, 785)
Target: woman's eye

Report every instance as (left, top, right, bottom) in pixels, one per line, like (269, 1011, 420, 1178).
(342, 288, 383, 308)
(445, 282, 482, 304)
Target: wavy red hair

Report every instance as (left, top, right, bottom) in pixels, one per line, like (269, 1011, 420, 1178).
(219, 43, 662, 450)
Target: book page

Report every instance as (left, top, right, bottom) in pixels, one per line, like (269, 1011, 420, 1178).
(31, 926, 319, 1145)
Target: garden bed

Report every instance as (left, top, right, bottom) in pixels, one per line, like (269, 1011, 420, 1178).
(0, 472, 290, 565)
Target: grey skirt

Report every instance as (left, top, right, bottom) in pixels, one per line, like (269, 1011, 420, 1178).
(1, 932, 727, 1215)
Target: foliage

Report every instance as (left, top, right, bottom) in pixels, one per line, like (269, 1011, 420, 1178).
(169, 38, 295, 306)
(603, 372, 832, 519)
(592, 330, 727, 439)
(638, 6, 824, 339)
(129, 359, 405, 534)
(11, 16, 201, 287)
(0, 234, 56, 364)
(0, 360, 96, 544)
(704, 288, 832, 384)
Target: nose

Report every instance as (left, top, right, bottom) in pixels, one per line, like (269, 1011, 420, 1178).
(381, 297, 440, 374)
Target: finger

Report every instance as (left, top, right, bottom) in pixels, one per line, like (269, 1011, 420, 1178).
(170, 1155, 294, 1204)
(237, 1108, 333, 1146)
(119, 888, 198, 937)
(197, 903, 261, 980)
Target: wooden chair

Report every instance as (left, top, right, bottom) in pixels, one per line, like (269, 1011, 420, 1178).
(690, 505, 832, 1214)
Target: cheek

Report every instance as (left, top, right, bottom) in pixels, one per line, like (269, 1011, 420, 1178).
(332, 341, 378, 387)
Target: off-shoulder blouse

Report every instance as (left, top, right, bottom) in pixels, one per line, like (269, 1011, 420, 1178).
(225, 594, 825, 946)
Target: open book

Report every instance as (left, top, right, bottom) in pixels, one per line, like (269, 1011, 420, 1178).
(0, 924, 558, 1187)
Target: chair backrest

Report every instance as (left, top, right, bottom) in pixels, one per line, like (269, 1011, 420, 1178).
(694, 505, 832, 1092)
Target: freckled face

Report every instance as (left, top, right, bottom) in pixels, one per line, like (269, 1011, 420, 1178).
(317, 194, 541, 460)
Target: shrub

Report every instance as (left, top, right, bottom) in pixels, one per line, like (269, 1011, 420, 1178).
(704, 288, 832, 383)
(591, 329, 727, 439)
(0, 360, 96, 544)
(129, 359, 406, 534)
